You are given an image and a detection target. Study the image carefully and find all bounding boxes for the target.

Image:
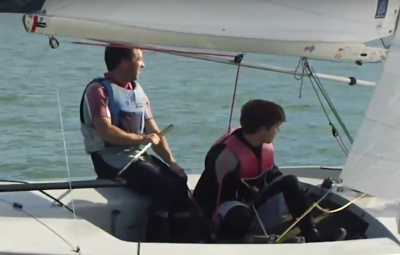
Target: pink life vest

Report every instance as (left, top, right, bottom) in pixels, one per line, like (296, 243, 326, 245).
(213, 127, 275, 179)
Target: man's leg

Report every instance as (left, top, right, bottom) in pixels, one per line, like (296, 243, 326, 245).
(217, 201, 254, 241)
(147, 155, 190, 212)
(91, 153, 116, 179)
(146, 155, 193, 242)
(256, 193, 288, 229)
(254, 175, 321, 242)
(120, 158, 180, 242)
(91, 153, 175, 242)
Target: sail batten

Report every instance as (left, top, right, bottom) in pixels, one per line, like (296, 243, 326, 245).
(23, 0, 399, 62)
(340, 14, 400, 200)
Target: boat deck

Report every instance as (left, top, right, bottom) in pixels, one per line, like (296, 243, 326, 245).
(0, 167, 398, 254)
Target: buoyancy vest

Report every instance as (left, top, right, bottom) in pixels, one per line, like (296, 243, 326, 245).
(79, 77, 147, 154)
(213, 127, 274, 179)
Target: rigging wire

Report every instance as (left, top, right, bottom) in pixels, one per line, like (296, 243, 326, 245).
(4, 42, 74, 212)
(0, 197, 78, 252)
(276, 57, 370, 243)
(306, 69, 350, 155)
(380, 38, 389, 49)
(305, 61, 353, 144)
(0, 179, 73, 213)
(294, 58, 351, 155)
(214, 54, 244, 216)
(6, 39, 81, 252)
(56, 90, 80, 252)
(227, 54, 244, 133)
(48, 35, 81, 251)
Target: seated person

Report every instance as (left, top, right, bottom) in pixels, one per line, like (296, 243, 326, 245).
(193, 99, 344, 242)
(79, 45, 190, 242)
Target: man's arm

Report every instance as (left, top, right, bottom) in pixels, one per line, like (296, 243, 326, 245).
(214, 148, 239, 184)
(263, 164, 283, 184)
(143, 94, 176, 164)
(145, 118, 176, 164)
(215, 148, 258, 200)
(86, 82, 145, 146)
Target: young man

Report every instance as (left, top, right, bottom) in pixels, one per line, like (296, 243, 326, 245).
(193, 99, 341, 242)
(79, 45, 189, 242)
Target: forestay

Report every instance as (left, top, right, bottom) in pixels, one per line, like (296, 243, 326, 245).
(340, 14, 400, 200)
(24, 0, 399, 62)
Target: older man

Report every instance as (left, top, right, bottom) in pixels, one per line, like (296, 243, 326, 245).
(79, 45, 189, 242)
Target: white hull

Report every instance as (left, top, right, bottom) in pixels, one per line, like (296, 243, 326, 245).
(0, 166, 399, 255)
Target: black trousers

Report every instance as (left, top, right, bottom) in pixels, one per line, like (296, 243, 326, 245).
(254, 175, 313, 228)
(219, 175, 314, 239)
(91, 152, 190, 215)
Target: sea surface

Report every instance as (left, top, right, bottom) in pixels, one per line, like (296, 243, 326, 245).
(0, 13, 386, 181)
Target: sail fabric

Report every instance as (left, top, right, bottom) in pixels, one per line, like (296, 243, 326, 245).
(340, 15, 400, 200)
(32, 0, 399, 61)
(40, 0, 398, 43)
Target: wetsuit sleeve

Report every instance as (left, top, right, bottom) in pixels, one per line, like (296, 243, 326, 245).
(85, 82, 111, 120)
(214, 148, 239, 183)
(215, 148, 257, 202)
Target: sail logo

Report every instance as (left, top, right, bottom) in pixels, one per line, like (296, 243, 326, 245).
(375, 0, 388, 19)
(37, 16, 47, 28)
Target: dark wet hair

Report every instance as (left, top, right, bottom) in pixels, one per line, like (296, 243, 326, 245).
(104, 46, 134, 71)
(240, 99, 286, 134)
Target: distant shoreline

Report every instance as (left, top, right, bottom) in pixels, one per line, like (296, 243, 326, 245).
(0, 0, 44, 14)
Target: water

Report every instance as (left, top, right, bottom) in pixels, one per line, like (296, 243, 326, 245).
(0, 13, 384, 181)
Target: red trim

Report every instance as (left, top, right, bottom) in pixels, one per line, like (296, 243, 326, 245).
(31, 15, 38, 33)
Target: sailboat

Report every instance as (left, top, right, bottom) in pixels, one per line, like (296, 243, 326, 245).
(1, 0, 400, 254)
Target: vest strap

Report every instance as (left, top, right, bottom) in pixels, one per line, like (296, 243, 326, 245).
(79, 77, 107, 125)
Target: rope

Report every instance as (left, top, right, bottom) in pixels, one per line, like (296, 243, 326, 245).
(276, 185, 366, 243)
(226, 60, 242, 133)
(294, 58, 350, 156)
(252, 204, 268, 236)
(305, 61, 353, 144)
(314, 193, 366, 213)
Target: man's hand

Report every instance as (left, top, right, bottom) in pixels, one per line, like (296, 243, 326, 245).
(143, 133, 161, 145)
(170, 162, 187, 179)
(250, 186, 259, 193)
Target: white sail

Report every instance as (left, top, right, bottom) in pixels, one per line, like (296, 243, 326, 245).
(22, 0, 399, 63)
(340, 15, 400, 200)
